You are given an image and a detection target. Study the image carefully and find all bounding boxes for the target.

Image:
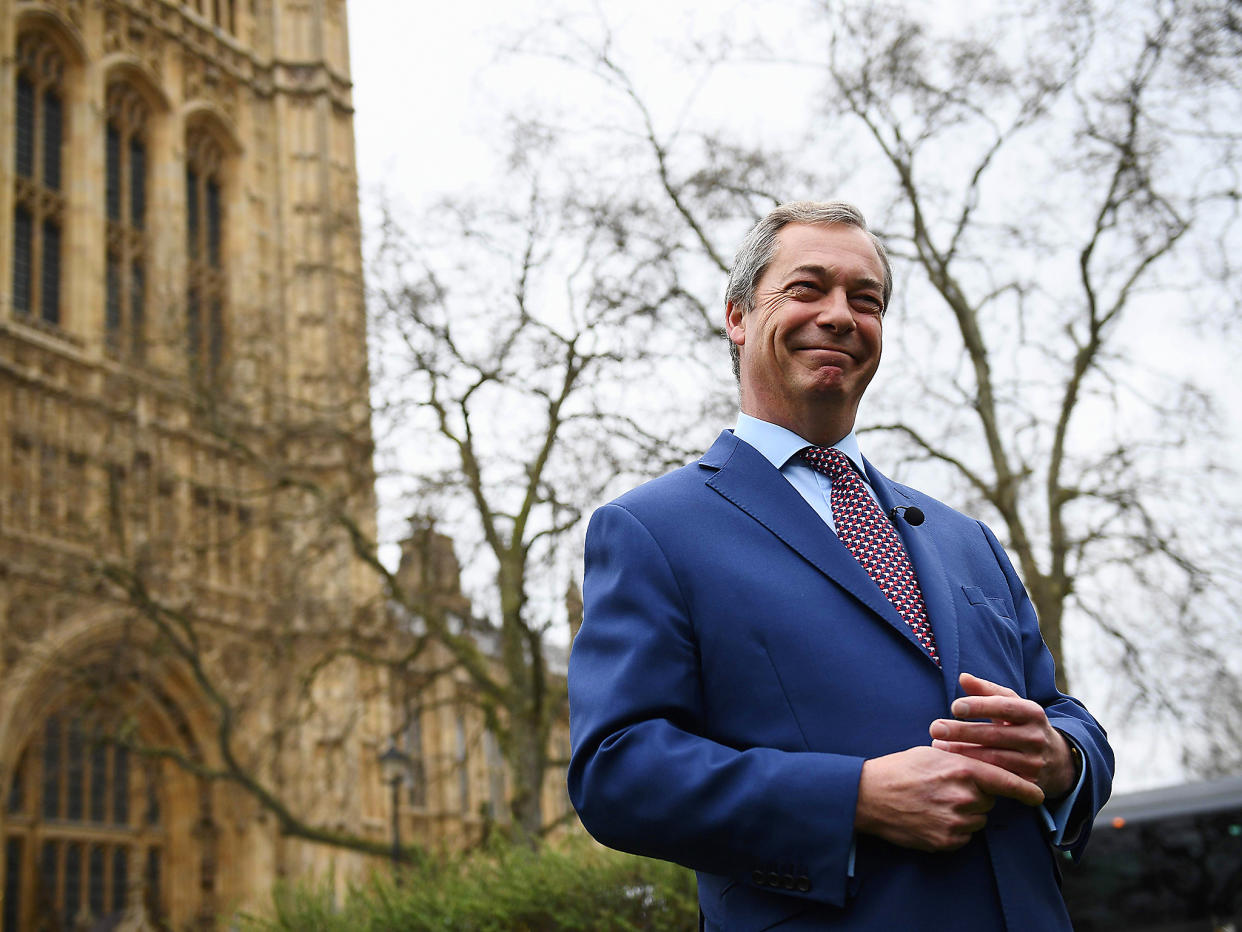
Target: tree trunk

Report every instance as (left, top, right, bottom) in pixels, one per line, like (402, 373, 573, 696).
(507, 717, 546, 843)
(1028, 575, 1069, 695)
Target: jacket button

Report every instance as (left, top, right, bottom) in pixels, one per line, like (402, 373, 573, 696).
(751, 870, 766, 885)
(766, 872, 781, 887)
(781, 874, 796, 889)
(796, 876, 811, 892)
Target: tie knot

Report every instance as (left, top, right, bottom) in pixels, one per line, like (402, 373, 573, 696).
(800, 445, 856, 479)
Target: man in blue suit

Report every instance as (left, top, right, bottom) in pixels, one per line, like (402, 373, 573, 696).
(568, 201, 1113, 930)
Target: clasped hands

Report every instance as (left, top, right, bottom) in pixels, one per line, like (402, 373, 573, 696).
(854, 672, 1077, 852)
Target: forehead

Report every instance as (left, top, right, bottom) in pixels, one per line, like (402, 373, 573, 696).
(762, 222, 884, 284)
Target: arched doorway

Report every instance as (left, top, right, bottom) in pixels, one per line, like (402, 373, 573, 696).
(4, 711, 166, 930)
(1, 663, 213, 932)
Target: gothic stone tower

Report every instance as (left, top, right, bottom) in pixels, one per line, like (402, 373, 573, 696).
(0, 0, 391, 927)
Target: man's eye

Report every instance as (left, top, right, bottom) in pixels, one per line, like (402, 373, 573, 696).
(852, 295, 883, 313)
(787, 282, 819, 295)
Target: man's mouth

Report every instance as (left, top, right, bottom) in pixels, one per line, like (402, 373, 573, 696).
(797, 346, 853, 360)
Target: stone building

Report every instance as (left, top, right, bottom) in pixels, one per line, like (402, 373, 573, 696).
(0, 2, 579, 928)
(388, 525, 576, 852)
(0, 0, 393, 927)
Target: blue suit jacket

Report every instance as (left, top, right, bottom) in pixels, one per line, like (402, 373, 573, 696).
(568, 431, 1113, 931)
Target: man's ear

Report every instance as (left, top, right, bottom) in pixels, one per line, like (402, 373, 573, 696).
(725, 301, 746, 347)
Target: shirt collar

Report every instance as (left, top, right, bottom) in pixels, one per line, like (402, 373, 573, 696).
(733, 412, 866, 476)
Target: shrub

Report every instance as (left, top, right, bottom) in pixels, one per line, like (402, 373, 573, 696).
(242, 837, 699, 931)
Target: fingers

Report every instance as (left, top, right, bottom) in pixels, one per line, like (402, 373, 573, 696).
(952, 673, 1045, 725)
(931, 717, 1043, 750)
(964, 756, 1045, 807)
(856, 746, 1043, 854)
(935, 673, 1063, 796)
(958, 672, 1016, 697)
(951, 695, 1041, 724)
(930, 740, 1042, 782)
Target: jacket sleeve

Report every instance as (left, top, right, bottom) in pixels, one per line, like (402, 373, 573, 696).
(568, 502, 864, 907)
(980, 521, 1114, 859)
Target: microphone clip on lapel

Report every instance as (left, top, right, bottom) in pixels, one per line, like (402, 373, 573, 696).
(886, 505, 925, 527)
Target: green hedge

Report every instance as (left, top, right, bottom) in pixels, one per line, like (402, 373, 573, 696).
(242, 838, 699, 931)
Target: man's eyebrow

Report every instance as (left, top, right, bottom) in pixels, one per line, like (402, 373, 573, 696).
(785, 264, 883, 292)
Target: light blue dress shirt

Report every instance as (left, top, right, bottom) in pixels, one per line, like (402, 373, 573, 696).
(732, 412, 1088, 848)
(732, 412, 879, 531)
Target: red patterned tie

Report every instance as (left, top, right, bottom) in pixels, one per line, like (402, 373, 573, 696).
(800, 446, 940, 665)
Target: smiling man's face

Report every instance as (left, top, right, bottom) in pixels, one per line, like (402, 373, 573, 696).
(725, 222, 885, 445)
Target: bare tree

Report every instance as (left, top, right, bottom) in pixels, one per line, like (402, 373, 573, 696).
(524, 0, 1242, 773)
(366, 126, 715, 839)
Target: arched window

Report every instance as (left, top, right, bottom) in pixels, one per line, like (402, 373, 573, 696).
(185, 128, 226, 380)
(104, 83, 149, 362)
(3, 712, 166, 929)
(12, 32, 66, 327)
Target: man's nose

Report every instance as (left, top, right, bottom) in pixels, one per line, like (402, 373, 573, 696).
(815, 289, 855, 330)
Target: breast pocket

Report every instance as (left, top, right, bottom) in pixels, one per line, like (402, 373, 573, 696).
(959, 585, 1024, 687)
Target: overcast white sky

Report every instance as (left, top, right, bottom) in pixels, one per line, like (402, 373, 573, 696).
(346, 0, 821, 215)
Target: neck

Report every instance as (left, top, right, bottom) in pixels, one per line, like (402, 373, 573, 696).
(739, 403, 855, 449)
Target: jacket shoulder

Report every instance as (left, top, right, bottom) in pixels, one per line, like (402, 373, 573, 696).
(607, 459, 711, 516)
(602, 430, 739, 517)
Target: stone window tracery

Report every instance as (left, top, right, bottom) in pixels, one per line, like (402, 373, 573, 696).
(183, 0, 236, 35)
(3, 713, 166, 929)
(12, 32, 66, 327)
(104, 84, 150, 362)
(185, 129, 227, 381)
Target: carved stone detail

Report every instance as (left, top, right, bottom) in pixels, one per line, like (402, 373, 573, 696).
(183, 52, 240, 122)
(36, 0, 85, 29)
(102, 1, 166, 80)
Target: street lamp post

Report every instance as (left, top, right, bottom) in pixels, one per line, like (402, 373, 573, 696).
(378, 742, 412, 883)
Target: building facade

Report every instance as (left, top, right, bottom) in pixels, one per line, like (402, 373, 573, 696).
(389, 526, 576, 853)
(0, 0, 393, 927)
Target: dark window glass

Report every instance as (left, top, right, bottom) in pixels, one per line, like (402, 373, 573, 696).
(104, 86, 150, 361)
(112, 747, 128, 826)
(15, 38, 68, 332)
(187, 287, 201, 365)
(7, 750, 24, 814)
(15, 75, 35, 178)
(12, 207, 32, 315)
(40, 218, 60, 325)
(209, 299, 223, 373)
(89, 743, 107, 823)
(187, 167, 199, 256)
(63, 842, 81, 927)
(131, 262, 145, 359)
(38, 842, 57, 920)
(88, 845, 105, 916)
(129, 137, 145, 229)
(3, 837, 22, 932)
(43, 88, 62, 191)
(145, 847, 160, 919)
(106, 125, 121, 222)
(145, 771, 160, 826)
(106, 258, 121, 350)
(111, 847, 127, 917)
(42, 716, 61, 819)
(206, 178, 221, 267)
(66, 720, 84, 822)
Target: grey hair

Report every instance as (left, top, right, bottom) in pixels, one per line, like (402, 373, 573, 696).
(725, 201, 892, 380)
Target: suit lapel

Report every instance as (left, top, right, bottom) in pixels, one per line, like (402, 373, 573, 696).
(864, 458, 961, 690)
(701, 433, 921, 651)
